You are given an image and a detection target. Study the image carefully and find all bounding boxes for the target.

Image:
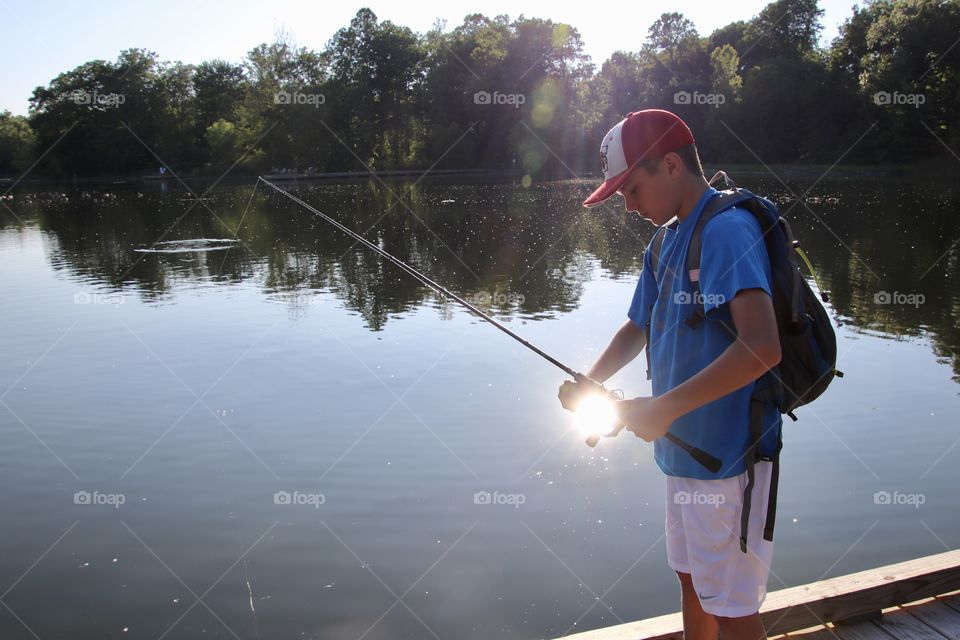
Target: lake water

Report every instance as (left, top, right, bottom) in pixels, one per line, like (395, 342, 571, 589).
(1, 174, 958, 639)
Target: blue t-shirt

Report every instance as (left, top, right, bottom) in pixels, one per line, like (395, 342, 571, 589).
(627, 187, 782, 479)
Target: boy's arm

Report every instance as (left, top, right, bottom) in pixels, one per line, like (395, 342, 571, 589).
(617, 288, 781, 441)
(586, 319, 647, 383)
(560, 243, 654, 412)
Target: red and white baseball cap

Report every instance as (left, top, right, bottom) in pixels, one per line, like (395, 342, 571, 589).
(582, 109, 695, 208)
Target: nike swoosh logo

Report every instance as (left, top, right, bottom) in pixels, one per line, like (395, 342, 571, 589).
(699, 593, 719, 600)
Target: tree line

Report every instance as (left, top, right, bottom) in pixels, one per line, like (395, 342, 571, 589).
(1, 0, 958, 179)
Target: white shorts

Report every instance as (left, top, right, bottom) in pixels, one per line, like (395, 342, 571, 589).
(665, 461, 774, 618)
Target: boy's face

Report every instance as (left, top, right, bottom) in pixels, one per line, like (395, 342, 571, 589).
(616, 157, 679, 225)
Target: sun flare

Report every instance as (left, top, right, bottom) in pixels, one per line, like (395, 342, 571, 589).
(573, 394, 619, 437)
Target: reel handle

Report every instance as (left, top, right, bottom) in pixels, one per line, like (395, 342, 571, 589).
(585, 423, 626, 448)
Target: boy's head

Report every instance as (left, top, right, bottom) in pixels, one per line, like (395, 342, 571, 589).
(583, 109, 705, 225)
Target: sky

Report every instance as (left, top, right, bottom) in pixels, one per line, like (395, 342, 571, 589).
(0, 0, 860, 115)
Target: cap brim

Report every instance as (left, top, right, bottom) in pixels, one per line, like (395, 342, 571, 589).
(582, 167, 632, 208)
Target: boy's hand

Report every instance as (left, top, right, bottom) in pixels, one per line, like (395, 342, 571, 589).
(557, 380, 586, 412)
(618, 396, 675, 442)
(557, 373, 599, 412)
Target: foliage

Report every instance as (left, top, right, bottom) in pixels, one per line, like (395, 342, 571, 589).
(4, 2, 959, 177)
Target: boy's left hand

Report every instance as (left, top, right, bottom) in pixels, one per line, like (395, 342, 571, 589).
(616, 396, 676, 442)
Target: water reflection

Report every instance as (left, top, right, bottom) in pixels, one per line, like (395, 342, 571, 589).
(3, 175, 959, 377)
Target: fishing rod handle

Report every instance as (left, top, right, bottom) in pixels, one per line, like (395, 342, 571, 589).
(663, 433, 723, 473)
(575, 375, 724, 474)
(588, 427, 722, 474)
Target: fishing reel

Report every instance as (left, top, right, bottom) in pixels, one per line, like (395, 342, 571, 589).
(568, 373, 628, 447)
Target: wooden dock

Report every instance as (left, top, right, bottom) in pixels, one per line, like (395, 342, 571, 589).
(563, 550, 960, 640)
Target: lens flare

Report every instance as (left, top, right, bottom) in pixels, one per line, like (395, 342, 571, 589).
(573, 394, 618, 437)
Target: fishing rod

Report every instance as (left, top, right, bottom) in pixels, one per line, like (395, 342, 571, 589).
(258, 176, 721, 473)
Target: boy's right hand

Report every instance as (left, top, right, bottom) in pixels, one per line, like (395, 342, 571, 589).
(557, 373, 596, 412)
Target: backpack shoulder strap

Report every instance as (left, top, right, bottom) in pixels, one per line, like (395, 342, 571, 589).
(649, 218, 676, 283)
(644, 218, 677, 381)
(683, 189, 757, 328)
(687, 189, 758, 279)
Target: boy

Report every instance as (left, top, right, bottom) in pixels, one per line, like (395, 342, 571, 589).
(559, 109, 783, 640)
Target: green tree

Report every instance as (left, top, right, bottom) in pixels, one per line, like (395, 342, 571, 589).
(642, 12, 709, 94)
(194, 60, 247, 131)
(698, 44, 745, 157)
(741, 0, 824, 63)
(323, 8, 425, 169)
(0, 111, 36, 174)
(29, 49, 172, 176)
(421, 13, 590, 175)
(827, 3, 874, 77)
(708, 21, 750, 64)
(711, 44, 743, 102)
(241, 40, 326, 170)
(828, 0, 960, 157)
(647, 12, 701, 70)
(860, 0, 960, 151)
(507, 17, 592, 176)
(639, 13, 711, 139)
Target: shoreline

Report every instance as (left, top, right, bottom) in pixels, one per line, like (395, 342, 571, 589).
(1, 162, 955, 188)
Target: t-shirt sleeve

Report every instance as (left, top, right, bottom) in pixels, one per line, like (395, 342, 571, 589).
(627, 242, 658, 327)
(698, 209, 772, 315)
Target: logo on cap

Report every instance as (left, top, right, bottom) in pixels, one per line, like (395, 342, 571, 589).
(599, 144, 609, 174)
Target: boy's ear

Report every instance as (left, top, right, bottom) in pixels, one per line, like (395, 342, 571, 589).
(663, 151, 683, 179)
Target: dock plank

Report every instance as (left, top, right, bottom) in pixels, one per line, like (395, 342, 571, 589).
(830, 621, 897, 640)
(905, 601, 960, 639)
(561, 612, 683, 640)
(940, 593, 960, 615)
(873, 607, 949, 639)
(778, 626, 844, 639)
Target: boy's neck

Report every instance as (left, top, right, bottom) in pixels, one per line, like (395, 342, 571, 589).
(674, 176, 712, 224)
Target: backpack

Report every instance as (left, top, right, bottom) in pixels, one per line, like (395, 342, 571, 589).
(646, 172, 843, 552)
